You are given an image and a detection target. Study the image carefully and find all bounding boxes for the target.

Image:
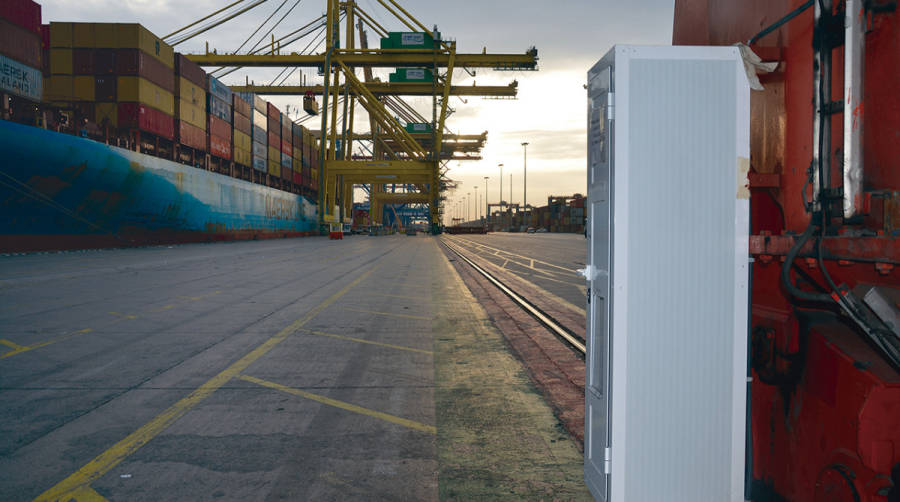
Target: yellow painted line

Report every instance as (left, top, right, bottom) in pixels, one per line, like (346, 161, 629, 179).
(238, 374, 436, 435)
(34, 267, 378, 502)
(1, 329, 93, 360)
(178, 290, 223, 302)
(0, 339, 24, 350)
(448, 235, 578, 275)
(70, 485, 108, 501)
(302, 329, 433, 355)
(344, 307, 431, 321)
(152, 305, 175, 312)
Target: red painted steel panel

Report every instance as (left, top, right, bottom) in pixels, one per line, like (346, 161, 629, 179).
(72, 48, 93, 74)
(281, 138, 291, 156)
(672, 2, 900, 502)
(232, 94, 250, 117)
(115, 49, 175, 93)
(232, 112, 251, 135)
(266, 102, 279, 121)
(176, 119, 205, 150)
(0, 18, 40, 68)
(93, 49, 115, 74)
(174, 53, 206, 89)
(268, 130, 279, 148)
(209, 134, 231, 160)
(118, 102, 174, 140)
(94, 76, 116, 101)
(0, 0, 41, 35)
(208, 114, 231, 142)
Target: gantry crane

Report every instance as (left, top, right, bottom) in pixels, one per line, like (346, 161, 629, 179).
(186, 0, 537, 233)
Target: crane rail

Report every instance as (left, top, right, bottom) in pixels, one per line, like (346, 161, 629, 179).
(441, 238, 587, 355)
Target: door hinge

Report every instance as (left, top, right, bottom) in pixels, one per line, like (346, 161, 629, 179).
(607, 92, 615, 120)
(604, 447, 612, 474)
(578, 265, 594, 280)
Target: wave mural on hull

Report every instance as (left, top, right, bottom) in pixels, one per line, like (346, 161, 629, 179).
(0, 120, 318, 252)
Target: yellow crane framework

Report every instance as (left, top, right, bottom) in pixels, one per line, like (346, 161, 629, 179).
(186, 0, 537, 232)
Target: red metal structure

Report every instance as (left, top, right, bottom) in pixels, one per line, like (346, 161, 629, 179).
(673, 1, 899, 501)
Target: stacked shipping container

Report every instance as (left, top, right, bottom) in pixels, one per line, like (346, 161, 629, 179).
(280, 113, 292, 182)
(34, 19, 321, 195)
(292, 123, 303, 186)
(266, 102, 281, 178)
(232, 94, 252, 168)
(174, 53, 206, 152)
(45, 22, 176, 139)
(207, 75, 232, 160)
(0, 0, 43, 116)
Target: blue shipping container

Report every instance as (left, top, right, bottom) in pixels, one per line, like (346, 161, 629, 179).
(252, 155, 267, 172)
(207, 94, 232, 123)
(280, 152, 291, 169)
(208, 76, 233, 103)
(252, 141, 267, 158)
(0, 54, 42, 102)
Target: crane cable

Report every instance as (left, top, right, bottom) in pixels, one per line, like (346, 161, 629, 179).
(168, 0, 269, 47)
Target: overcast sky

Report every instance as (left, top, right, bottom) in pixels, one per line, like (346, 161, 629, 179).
(40, 0, 675, 222)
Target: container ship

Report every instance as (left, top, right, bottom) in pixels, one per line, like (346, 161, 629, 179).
(0, 1, 321, 252)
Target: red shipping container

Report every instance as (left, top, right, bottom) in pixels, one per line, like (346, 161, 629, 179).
(0, 18, 41, 67)
(116, 49, 175, 93)
(281, 165, 291, 181)
(0, 0, 41, 35)
(208, 114, 231, 141)
(281, 125, 290, 140)
(94, 76, 116, 101)
(266, 115, 279, 132)
(293, 170, 302, 185)
(40, 23, 48, 49)
(268, 130, 279, 148)
(72, 48, 94, 74)
(281, 139, 291, 156)
(174, 53, 206, 89)
(176, 119, 206, 151)
(209, 134, 231, 160)
(232, 112, 251, 135)
(94, 49, 116, 74)
(266, 102, 279, 121)
(118, 103, 175, 140)
(232, 94, 250, 117)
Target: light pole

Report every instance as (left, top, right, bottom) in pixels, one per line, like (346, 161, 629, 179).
(509, 173, 513, 230)
(498, 163, 504, 217)
(473, 185, 478, 220)
(521, 141, 529, 228)
(467, 192, 472, 222)
(483, 176, 489, 227)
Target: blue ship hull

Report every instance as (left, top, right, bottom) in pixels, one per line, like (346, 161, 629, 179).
(0, 120, 318, 252)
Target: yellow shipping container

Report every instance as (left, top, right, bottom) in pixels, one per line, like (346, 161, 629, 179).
(117, 76, 175, 116)
(72, 76, 95, 101)
(44, 76, 72, 102)
(268, 160, 281, 178)
(49, 49, 72, 75)
(268, 146, 280, 162)
(292, 147, 301, 159)
(49, 22, 73, 48)
(234, 147, 252, 167)
(233, 130, 251, 151)
(94, 23, 118, 49)
(95, 103, 118, 127)
(292, 158, 300, 172)
(116, 24, 174, 69)
(176, 77, 204, 107)
(176, 98, 206, 130)
(72, 23, 96, 48)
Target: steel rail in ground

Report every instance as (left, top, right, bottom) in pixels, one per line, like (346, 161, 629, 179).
(441, 238, 586, 355)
